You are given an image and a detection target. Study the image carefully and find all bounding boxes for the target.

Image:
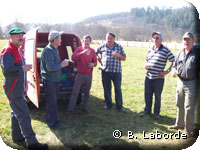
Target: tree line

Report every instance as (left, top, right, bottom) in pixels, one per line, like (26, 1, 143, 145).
(0, 5, 199, 42)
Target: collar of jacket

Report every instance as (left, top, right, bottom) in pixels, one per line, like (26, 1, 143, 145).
(0, 41, 23, 64)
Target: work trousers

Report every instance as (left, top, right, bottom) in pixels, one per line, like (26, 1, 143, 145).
(175, 78, 199, 133)
(68, 73, 92, 112)
(43, 79, 59, 127)
(9, 96, 38, 145)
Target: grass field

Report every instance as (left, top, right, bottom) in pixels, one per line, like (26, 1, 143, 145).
(0, 40, 198, 150)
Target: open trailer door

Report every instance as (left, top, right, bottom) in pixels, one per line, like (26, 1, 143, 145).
(24, 28, 40, 108)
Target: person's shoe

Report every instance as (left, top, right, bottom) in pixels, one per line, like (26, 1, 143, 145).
(13, 138, 25, 143)
(185, 131, 193, 138)
(67, 110, 73, 114)
(193, 128, 199, 138)
(81, 108, 89, 113)
(118, 107, 126, 113)
(139, 112, 151, 117)
(154, 114, 160, 120)
(27, 142, 48, 150)
(168, 125, 184, 130)
(104, 105, 111, 110)
(50, 125, 65, 131)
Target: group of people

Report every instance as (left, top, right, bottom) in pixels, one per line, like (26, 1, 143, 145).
(0, 27, 199, 149)
(41, 32, 126, 132)
(141, 31, 200, 138)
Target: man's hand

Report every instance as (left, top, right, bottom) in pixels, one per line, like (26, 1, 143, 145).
(23, 64, 32, 72)
(88, 63, 95, 68)
(112, 51, 119, 58)
(158, 71, 168, 77)
(144, 63, 150, 70)
(61, 59, 69, 68)
(81, 49, 90, 55)
(112, 51, 126, 61)
(97, 56, 102, 65)
(172, 68, 178, 77)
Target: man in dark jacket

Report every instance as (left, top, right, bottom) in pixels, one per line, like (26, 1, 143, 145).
(0, 28, 48, 150)
(41, 31, 68, 130)
(168, 32, 200, 138)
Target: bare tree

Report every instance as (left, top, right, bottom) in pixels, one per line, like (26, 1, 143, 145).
(40, 17, 53, 32)
(0, 24, 3, 39)
(89, 24, 107, 40)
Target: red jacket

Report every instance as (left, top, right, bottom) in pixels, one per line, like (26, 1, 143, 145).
(0, 42, 25, 101)
(0, 41, 24, 63)
(72, 46, 97, 74)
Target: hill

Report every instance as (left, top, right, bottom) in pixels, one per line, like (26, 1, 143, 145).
(1, 6, 199, 42)
(75, 6, 199, 42)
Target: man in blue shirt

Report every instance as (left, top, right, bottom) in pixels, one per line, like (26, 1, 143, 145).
(96, 33, 126, 112)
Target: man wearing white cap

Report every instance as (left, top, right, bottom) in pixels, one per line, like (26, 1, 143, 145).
(141, 32, 175, 119)
(41, 31, 69, 130)
(169, 32, 200, 138)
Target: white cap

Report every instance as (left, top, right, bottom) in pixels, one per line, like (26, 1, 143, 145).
(152, 32, 163, 39)
(182, 32, 194, 40)
(48, 31, 63, 42)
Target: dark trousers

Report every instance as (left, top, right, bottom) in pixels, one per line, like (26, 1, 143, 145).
(9, 97, 38, 145)
(43, 79, 59, 127)
(144, 77, 164, 115)
(102, 71, 123, 109)
(68, 73, 92, 112)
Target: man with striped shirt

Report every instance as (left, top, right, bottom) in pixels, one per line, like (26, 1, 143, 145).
(141, 32, 175, 119)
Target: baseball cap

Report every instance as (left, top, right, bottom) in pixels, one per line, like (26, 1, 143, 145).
(182, 32, 194, 40)
(8, 28, 25, 35)
(152, 32, 163, 39)
(48, 31, 64, 42)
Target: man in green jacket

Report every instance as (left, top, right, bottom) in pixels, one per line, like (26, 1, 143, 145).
(41, 31, 68, 130)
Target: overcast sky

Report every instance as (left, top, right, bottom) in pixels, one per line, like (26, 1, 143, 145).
(0, 0, 198, 27)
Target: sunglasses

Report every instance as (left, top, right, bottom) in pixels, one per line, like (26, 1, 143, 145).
(153, 37, 160, 40)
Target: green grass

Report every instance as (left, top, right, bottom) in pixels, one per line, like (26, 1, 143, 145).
(0, 40, 197, 150)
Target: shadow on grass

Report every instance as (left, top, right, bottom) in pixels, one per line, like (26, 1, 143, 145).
(26, 95, 197, 150)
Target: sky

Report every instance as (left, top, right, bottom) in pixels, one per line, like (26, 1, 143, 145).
(0, 0, 199, 27)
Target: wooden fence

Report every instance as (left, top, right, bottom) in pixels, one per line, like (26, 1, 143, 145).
(93, 40, 183, 50)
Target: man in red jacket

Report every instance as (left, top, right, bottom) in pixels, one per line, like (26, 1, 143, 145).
(67, 35, 97, 112)
(0, 28, 48, 150)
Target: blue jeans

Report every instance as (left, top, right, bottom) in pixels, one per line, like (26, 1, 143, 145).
(102, 71, 123, 109)
(144, 77, 164, 115)
(43, 79, 59, 127)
